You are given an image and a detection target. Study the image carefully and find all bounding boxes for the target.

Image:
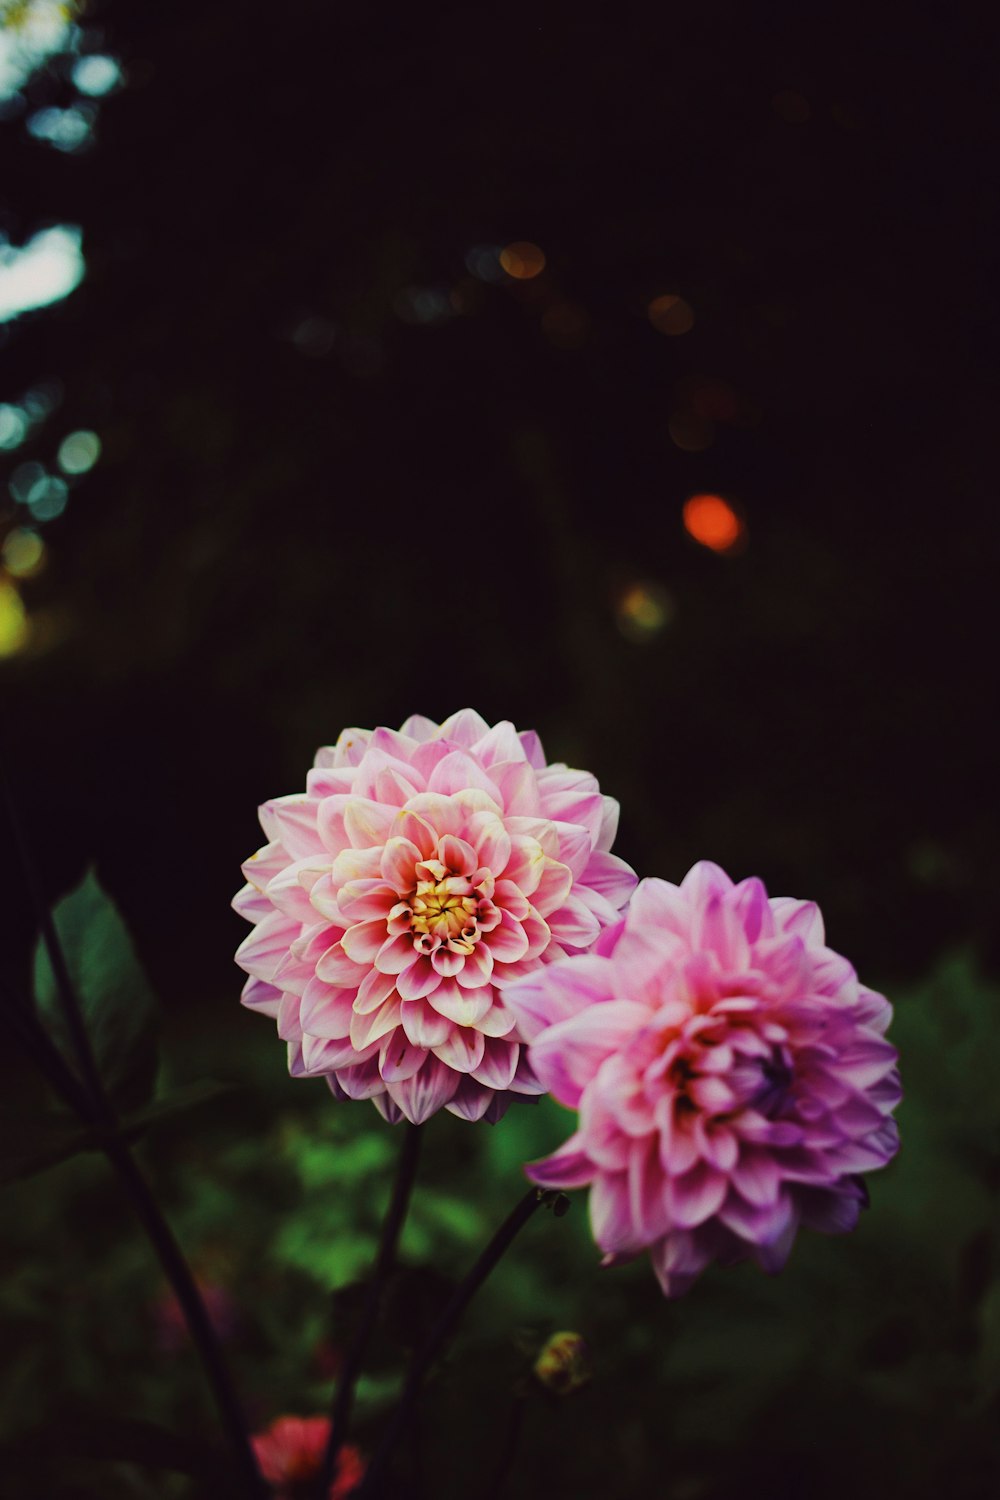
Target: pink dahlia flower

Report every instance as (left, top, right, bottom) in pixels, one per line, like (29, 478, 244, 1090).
(251, 1415, 364, 1498)
(233, 710, 636, 1124)
(504, 864, 901, 1296)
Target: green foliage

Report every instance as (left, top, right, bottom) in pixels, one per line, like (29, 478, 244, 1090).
(33, 869, 159, 1110)
(1, 948, 999, 1497)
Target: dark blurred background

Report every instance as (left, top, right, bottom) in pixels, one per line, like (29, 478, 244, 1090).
(1, 2, 998, 1497)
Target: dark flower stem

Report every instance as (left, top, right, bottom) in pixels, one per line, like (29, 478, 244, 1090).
(317, 1120, 424, 1497)
(486, 1390, 529, 1500)
(1, 757, 266, 1498)
(358, 1187, 553, 1498)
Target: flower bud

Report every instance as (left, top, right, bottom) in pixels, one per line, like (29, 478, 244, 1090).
(532, 1331, 593, 1395)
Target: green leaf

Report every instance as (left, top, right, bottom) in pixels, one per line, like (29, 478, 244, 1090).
(33, 869, 159, 1110)
(120, 1078, 235, 1135)
(0, 1111, 99, 1184)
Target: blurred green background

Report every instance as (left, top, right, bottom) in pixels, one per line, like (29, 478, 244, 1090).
(1, 1, 998, 1495)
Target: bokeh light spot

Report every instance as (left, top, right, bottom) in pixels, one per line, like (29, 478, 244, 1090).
(0, 403, 28, 448)
(616, 581, 675, 642)
(683, 493, 745, 553)
(9, 459, 45, 502)
(26, 473, 68, 521)
(27, 102, 95, 151)
(668, 412, 715, 452)
(393, 287, 452, 325)
(541, 303, 589, 349)
(648, 294, 694, 336)
(0, 225, 84, 322)
(1, 526, 46, 578)
(57, 427, 101, 473)
(72, 54, 121, 97)
(499, 241, 546, 280)
(772, 90, 810, 123)
(0, 577, 29, 658)
(464, 245, 505, 284)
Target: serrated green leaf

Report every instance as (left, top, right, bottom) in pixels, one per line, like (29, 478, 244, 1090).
(33, 869, 159, 1111)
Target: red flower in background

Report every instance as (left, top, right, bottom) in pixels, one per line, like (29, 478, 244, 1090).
(251, 1415, 364, 1497)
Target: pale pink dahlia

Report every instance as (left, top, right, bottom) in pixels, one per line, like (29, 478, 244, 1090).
(503, 864, 901, 1296)
(233, 710, 636, 1124)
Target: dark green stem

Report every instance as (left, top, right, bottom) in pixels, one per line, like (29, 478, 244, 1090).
(358, 1187, 552, 1497)
(317, 1120, 424, 1497)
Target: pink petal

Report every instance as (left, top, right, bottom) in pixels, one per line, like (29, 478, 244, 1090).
(316, 940, 365, 986)
(436, 708, 492, 746)
(241, 846, 289, 888)
(349, 996, 403, 1050)
(589, 1172, 641, 1254)
(461, 943, 494, 988)
(551, 821, 594, 878)
(581, 850, 638, 910)
(263, 864, 316, 924)
(501, 953, 616, 1041)
(432, 1026, 486, 1074)
(438, 833, 477, 875)
(375, 933, 417, 974)
(380, 836, 422, 893)
(529, 1001, 647, 1105)
(470, 1037, 519, 1089)
(491, 760, 541, 816)
(546, 893, 603, 950)
(258, 795, 323, 860)
(232, 882, 271, 922)
(343, 797, 397, 849)
(445, 1079, 496, 1121)
(379, 1030, 429, 1082)
(518, 729, 547, 768)
(487, 909, 529, 963)
(596, 797, 620, 852)
(400, 998, 452, 1048)
(526, 1134, 596, 1189)
(530, 861, 575, 918)
(469, 720, 524, 766)
(493, 879, 530, 919)
(470, 813, 512, 875)
(427, 979, 494, 1026)
(431, 946, 466, 977)
(398, 713, 440, 741)
(667, 1162, 728, 1229)
(337, 878, 397, 924)
(426, 751, 502, 802)
(341, 919, 390, 964)
(354, 967, 397, 1014)
(240, 976, 281, 1016)
(235, 911, 300, 982)
(396, 954, 442, 1001)
(628, 1137, 671, 1242)
(299, 977, 356, 1038)
(385, 1058, 460, 1123)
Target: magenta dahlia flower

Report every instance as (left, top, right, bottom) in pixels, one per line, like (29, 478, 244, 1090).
(503, 863, 901, 1296)
(233, 710, 636, 1124)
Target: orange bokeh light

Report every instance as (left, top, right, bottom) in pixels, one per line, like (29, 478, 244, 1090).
(500, 241, 547, 280)
(682, 493, 745, 553)
(648, 294, 694, 336)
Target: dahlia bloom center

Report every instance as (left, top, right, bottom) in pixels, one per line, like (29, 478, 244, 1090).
(649, 1008, 795, 1125)
(401, 859, 490, 955)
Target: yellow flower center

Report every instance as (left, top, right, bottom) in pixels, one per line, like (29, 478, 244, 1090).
(410, 866, 479, 954)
